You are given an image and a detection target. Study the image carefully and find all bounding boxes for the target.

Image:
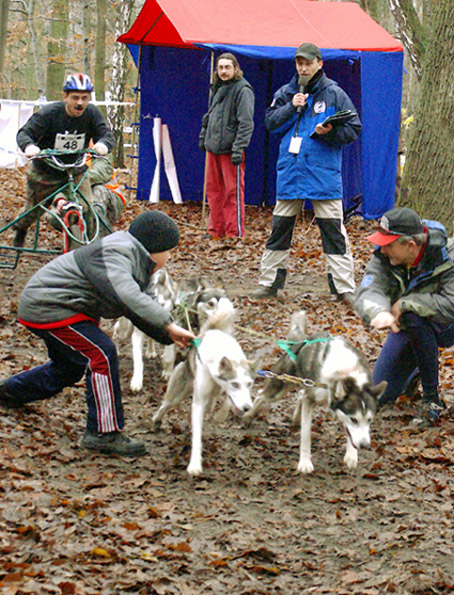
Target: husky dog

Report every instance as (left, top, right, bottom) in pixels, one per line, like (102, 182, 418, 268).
(113, 275, 234, 391)
(112, 268, 180, 391)
(152, 303, 258, 476)
(245, 311, 386, 474)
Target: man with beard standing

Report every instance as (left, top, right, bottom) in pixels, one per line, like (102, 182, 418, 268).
(199, 53, 254, 241)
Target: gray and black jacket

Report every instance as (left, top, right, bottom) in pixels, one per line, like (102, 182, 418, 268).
(17, 231, 174, 344)
(199, 77, 254, 159)
(355, 222, 454, 327)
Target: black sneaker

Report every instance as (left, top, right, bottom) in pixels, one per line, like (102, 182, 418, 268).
(0, 379, 21, 407)
(81, 430, 147, 457)
(410, 400, 445, 429)
(250, 285, 278, 300)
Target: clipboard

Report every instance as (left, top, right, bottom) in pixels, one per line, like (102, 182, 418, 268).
(310, 110, 357, 138)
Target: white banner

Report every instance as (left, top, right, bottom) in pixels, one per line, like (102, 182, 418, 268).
(149, 117, 162, 203)
(149, 117, 182, 204)
(0, 101, 34, 168)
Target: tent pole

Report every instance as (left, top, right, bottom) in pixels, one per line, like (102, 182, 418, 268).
(201, 51, 214, 226)
(128, 44, 143, 203)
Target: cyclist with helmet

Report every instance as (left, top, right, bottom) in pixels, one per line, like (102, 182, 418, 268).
(14, 73, 114, 247)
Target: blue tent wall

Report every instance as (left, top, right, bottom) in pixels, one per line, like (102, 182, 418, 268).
(361, 51, 403, 219)
(136, 45, 402, 219)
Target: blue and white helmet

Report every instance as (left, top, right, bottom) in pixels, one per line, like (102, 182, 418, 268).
(63, 73, 94, 92)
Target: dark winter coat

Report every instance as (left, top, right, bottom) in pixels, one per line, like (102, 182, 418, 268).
(199, 77, 254, 159)
(266, 72, 361, 202)
(355, 222, 454, 327)
(16, 102, 114, 175)
(17, 231, 174, 344)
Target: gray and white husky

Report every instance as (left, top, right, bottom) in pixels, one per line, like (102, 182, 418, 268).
(152, 301, 258, 476)
(244, 311, 387, 474)
(112, 268, 180, 391)
(113, 274, 233, 391)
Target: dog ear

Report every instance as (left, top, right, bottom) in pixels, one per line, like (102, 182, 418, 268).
(367, 380, 388, 399)
(333, 379, 347, 399)
(218, 356, 234, 375)
(286, 310, 308, 341)
(214, 276, 226, 290)
(246, 358, 261, 376)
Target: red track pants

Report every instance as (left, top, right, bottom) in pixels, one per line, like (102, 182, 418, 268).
(205, 152, 245, 238)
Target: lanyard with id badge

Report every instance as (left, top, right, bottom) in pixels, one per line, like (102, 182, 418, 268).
(289, 94, 308, 155)
(54, 132, 86, 151)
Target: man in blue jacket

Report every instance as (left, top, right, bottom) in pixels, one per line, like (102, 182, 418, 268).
(251, 43, 362, 302)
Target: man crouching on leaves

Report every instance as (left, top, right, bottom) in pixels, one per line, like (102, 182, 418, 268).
(354, 207, 454, 429)
(0, 211, 195, 456)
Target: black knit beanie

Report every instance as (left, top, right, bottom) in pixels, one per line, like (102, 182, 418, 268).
(129, 211, 180, 253)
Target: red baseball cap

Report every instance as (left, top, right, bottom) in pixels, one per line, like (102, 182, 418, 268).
(366, 207, 423, 246)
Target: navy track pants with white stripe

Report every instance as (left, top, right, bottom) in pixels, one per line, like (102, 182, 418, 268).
(6, 320, 123, 433)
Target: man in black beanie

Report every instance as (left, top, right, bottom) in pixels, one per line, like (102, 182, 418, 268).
(0, 210, 195, 456)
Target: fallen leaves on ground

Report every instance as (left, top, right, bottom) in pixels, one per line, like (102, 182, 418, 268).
(1, 168, 454, 594)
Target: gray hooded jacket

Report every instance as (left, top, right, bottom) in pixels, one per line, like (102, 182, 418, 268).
(18, 231, 174, 344)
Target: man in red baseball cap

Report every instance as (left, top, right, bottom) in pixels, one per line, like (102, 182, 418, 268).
(355, 207, 454, 428)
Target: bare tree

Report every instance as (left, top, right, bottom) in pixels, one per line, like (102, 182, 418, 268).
(12, 0, 45, 95)
(108, 0, 136, 167)
(82, 1, 92, 75)
(46, 0, 69, 99)
(94, 0, 106, 108)
(387, 0, 425, 78)
(398, 1, 454, 229)
(0, 0, 10, 93)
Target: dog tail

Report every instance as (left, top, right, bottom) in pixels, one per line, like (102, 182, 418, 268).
(200, 300, 235, 333)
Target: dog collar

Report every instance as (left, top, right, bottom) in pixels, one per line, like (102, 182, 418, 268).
(277, 337, 331, 362)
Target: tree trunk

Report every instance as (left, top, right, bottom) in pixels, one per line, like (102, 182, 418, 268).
(399, 1, 454, 232)
(82, 1, 92, 76)
(387, 0, 425, 78)
(0, 0, 10, 95)
(95, 0, 107, 114)
(108, 0, 136, 168)
(24, 0, 45, 96)
(46, 0, 69, 100)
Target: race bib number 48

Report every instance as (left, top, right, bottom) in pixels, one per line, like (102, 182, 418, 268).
(54, 133, 85, 151)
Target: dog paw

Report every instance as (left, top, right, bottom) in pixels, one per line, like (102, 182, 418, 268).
(297, 458, 314, 474)
(130, 377, 143, 392)
(344, 451, 358, 469)
(187, 462, 203, 476)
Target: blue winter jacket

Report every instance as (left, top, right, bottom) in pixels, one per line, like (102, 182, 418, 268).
(265, 72, 362, 201)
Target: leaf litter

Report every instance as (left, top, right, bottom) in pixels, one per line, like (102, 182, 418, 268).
(1, 168, 454, 594)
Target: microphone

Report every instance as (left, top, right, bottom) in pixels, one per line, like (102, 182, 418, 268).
(297, 75, 309, 114)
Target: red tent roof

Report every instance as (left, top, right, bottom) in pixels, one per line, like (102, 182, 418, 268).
(119, 0, 402, 52)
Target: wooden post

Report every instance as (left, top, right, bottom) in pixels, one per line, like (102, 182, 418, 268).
(201, 51, 214, 226)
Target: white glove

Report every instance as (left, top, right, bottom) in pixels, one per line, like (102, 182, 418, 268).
(24, 144, 40, 158)
(93, 142, 108, 156)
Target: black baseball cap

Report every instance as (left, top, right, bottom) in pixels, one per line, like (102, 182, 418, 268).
(366, 207, 424, 246)
(295, 43, 322, 61)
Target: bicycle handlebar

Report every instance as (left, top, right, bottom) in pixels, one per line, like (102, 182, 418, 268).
(31, 148, 103, 172)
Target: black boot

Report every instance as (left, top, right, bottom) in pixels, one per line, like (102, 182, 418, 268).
(81, 430, 147, 457)
(0, 379, 22, 407)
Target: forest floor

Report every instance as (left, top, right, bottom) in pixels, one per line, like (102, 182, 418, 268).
(1, 168, 454, 595)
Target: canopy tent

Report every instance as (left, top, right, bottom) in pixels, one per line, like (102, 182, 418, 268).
(119, 0, 404, 219)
